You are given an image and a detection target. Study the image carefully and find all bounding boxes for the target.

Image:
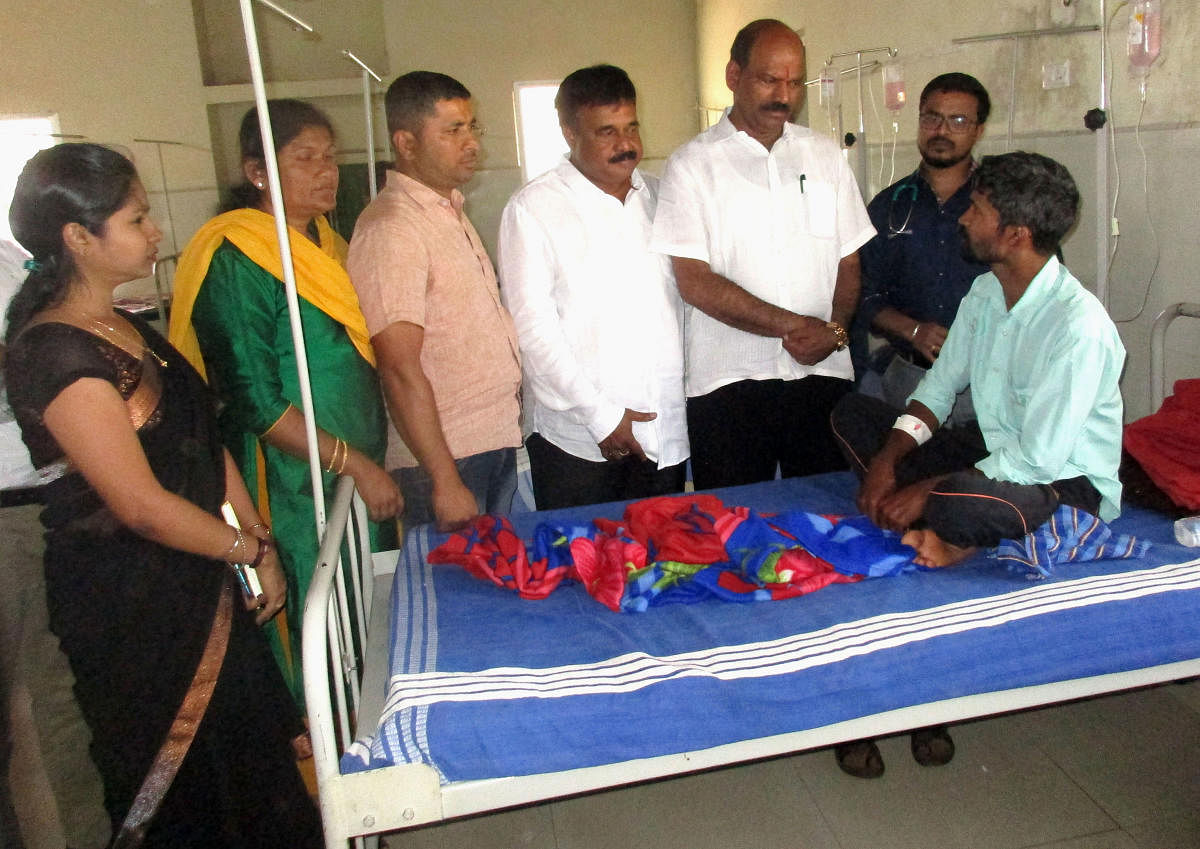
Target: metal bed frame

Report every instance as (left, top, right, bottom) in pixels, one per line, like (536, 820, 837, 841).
(1149, 302, 1200, 412)
(302, 477, 1200, 848)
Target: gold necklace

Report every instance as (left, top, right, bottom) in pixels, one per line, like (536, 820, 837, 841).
(72, 311, 168, 368)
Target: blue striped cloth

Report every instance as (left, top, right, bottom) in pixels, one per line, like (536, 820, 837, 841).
(997, 505, 1150, 579)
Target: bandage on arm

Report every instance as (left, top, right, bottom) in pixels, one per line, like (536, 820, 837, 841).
(893, 412, 932, 446)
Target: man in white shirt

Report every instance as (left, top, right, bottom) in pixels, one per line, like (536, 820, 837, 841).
(499, 64, 688, 509)
(652, 19, 875, 490)
(0, 240, 110, 848)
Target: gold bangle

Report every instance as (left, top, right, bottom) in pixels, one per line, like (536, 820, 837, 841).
(325, 437, 341, 473)
(826, 320, 849, 351)
(335, 442, 349, 475)
(223, 526, 248, 564)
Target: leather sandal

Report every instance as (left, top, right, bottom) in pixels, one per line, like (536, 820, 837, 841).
(835, 739, 885, 778)
(910, 726, 955, 766)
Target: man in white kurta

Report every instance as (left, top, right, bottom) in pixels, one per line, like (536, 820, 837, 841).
(652, 19, 875, 490)
(499, 65, 688, 509)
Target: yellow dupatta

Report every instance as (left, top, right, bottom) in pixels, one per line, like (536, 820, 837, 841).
(168, 207, 375, 379)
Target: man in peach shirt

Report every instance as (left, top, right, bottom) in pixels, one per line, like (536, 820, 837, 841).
(348, 71, 522, 532)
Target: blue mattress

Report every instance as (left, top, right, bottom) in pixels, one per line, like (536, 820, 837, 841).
(342, 472, 1200, 782)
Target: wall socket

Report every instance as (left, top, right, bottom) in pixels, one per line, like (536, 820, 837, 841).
(1042, 60, 1072, 89)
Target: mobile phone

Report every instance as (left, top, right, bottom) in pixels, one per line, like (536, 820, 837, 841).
(220, 501, 264, 601)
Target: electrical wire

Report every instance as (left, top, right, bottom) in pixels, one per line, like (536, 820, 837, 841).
(1102, 0, 1162, 324)
(866, 71, 884, 196)
(866, 70, 901, 195)
(1112, 92, 1161, 324)
(888, 122, 898, 188)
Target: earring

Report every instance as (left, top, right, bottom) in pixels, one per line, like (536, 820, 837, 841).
(255, 182, 264, 189)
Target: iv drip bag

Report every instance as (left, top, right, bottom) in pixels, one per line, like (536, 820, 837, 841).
(883, 61, 906, 112)
(820, 65, 839, 108)
(1127, 0, 1163, 75)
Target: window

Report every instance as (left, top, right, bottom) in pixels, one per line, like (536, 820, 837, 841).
(0, 115, 59, 244)
(513, 82, 567, 185)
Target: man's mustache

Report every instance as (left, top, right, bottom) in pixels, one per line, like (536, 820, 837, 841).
(608, 149, 638, 164)
(760, 102, 791, 114)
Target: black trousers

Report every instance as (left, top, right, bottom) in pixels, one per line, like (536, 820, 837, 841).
(831, 393, 1101, 548)
(525, 433, 687, 511)
(686, 376, 851, 491)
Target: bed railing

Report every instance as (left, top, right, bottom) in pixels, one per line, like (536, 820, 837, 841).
(302, 476, 375, 848)
(302, 477, 444, 848)
(1150, 301, 1200, 412)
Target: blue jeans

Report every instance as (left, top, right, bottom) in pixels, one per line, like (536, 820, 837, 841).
(393, 447, 517, 530)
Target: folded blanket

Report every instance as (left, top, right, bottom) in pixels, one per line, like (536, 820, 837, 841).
(996, 505, 1150, 578)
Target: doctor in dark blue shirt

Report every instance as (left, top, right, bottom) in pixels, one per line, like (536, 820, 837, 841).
(852, 73, 991, 420)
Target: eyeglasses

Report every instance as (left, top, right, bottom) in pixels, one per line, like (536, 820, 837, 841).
(918, 112, 977, 134)
(442, 122, 486, 142)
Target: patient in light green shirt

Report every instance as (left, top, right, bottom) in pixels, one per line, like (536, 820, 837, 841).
(911, 253, 1124, 520)
(835, 151, 1124, 569)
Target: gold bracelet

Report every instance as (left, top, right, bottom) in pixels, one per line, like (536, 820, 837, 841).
(325, 437, 341, 473)
(221, 527, 239, 560)
(223, 526, 248, 564)
(825, 320, 849, 351)
(335, 443, 349, 475)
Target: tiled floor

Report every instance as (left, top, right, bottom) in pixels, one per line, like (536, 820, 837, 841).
(383, 679, 1200, 849)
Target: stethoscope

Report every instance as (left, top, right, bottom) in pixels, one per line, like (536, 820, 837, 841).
(886, 178, 919, 238)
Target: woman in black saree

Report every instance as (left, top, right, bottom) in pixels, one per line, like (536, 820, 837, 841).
(3, 144, 322, 847)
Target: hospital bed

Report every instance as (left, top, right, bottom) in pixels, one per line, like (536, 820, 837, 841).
(302, 471, 1200, 848)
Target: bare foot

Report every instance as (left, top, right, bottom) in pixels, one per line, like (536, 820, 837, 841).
(901, 528, 976, 568)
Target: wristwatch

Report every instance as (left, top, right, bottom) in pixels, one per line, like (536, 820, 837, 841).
(825, 320, 848, 351)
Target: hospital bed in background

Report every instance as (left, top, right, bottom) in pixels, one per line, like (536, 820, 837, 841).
(302, 469, 1200, 849)
(1150, 301, 1200, 411)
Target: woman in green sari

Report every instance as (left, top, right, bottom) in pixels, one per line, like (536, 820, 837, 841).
(170, 100, 400, 703)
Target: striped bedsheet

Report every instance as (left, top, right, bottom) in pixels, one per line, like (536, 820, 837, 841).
(342, 473, 1200, 782)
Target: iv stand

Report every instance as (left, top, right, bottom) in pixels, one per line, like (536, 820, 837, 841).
(238, 0, 327, 537)
(131, 139, 181, 323)
(824, 47, 896, 202)
(341, 49, 384, 200)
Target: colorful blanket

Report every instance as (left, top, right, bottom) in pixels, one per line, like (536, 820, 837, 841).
(429, 493, 1154, 611)
(427, 494, 918, 611)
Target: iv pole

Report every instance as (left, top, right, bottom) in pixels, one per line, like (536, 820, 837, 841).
(238, 0, 328, 537)
(341, 49, 383, 200)
(823, 47, 896, 202)
(131, 138, 212, 321)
